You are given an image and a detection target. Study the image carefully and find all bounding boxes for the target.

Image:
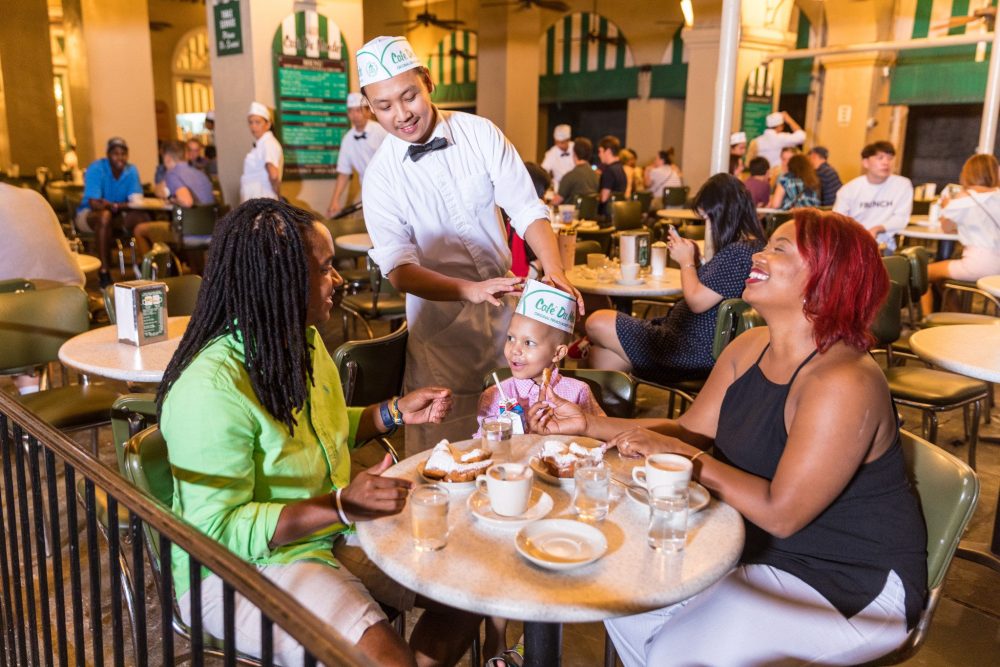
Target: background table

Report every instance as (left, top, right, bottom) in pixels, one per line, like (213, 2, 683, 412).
(910, 325, 1000, 573)
(656, 208, 703, 221)
(357, 435, 744, 666)
(900, 217, 959, 260)
(127, 198, 173, 212)
(58, 315, 189, 383)
(75, 253, 101, 274)
(976, 275, 1000, 298)
(566, 265, 682, 312)
(335, 232, 373, 253)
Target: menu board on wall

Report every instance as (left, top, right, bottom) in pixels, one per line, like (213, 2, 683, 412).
(741, 64, 774, 143)
(272, 10, 349, 180)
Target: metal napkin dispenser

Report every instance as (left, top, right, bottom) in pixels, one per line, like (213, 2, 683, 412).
(115, 280, 168, 346)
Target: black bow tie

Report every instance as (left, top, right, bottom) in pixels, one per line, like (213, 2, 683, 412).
(354, 132, 367, 140)
(561, 152, 570, 157)
(407, 137, 448, 162)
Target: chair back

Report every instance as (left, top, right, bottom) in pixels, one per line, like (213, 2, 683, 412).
(711, 298, 752, 360)
(172, 204, 217, 246)
(736, 306, 766, 336)
(763, 211, 794, 237)
(871, 281, 905, 348)
(122, 426, 174, 568)
(632, 190, 652, 213)
(678, 222, 705, 241)
(882, 255, 911, 290)
(662, 186, 689, 207)
(111, 393, 158, 483)
(333, 322, 408, 406)
(574, 240, 603, 265)
(0, 285, 89, 371)
(898, 246, 931, 300)
(163, 275, 202, 317)
(610, 200, 643, 231)
(0, 278, 35, 294)
(483, 367, 637, 418)
(140, 243, 175, 280)
(576, 193, 599, 222)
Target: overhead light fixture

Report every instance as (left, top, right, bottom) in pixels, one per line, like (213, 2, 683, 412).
(680, 0, 694, 27)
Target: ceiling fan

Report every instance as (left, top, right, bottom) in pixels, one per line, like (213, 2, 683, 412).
(571, 0, 626, 46)
(448, 47, 477, 60)
(387, 0, 465, 32)
(481, 0, 571, 11)
(933, 4, 996, 31)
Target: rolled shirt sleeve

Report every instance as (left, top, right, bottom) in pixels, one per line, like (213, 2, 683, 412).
(363, 166, 421, 275)
(478, 119, 549, 238)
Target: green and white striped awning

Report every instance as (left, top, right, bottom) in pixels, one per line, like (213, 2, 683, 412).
(427, 30, 477, 106)
(650, 26, 688, 99)
(539, 12, 639, 103)
(890, 0, 997, 105)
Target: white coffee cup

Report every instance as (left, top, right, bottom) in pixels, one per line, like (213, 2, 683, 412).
(621, 263, 640, 282)
(476, 463, 533, 516)
(632, 453, 692, 491)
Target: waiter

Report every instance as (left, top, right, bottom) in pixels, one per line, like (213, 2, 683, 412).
(750, 110, 805, 168)
(541, 124, 575, 191)
(358, 35, 582, 454)
(327, 92, 387, 217)
(239, 101, 283, 202)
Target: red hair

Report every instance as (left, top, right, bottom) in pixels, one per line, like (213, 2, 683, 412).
(794, 209, 889, 352)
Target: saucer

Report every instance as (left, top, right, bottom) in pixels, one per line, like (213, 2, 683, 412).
(515, 519, 608, 570)
(468, 487, 553, 528)
(616, 277, 646, 286)
(626, 481, 711, 513)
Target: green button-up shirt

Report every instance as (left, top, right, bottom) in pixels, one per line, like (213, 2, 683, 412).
(161, 327, 363, 596)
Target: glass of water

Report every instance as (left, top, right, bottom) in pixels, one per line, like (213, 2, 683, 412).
(573, 464, 610, 522)
(648, 485, 688, 552)
(482, 415, 513, 461)
(411, 485, 449, 551)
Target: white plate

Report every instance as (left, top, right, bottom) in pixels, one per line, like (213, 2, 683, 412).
(515, 519, 608, 571)
(616, 278, 646, 286)
(468, 487, 553, 528)
(417, 461, 482, 493)
(626, 481, 711, 513)
(529, 437, 606, 487)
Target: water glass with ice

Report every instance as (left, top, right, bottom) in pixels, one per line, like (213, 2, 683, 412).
(411, 485, 449, 551)
(648, 485, 688, 552)
(573, 464, 610, 521)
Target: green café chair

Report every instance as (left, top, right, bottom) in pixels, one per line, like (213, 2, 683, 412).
(860, 430, 978, 665)
(172, 203, 217, 251)
(662, 186, 689, 208)
(609, 200, 644, 232)
(339, 257, 406, 340)
(574, 240, 603, 266)
(484, 367, 637, 419)
(632, 190, 653, 214)
(575, 192, 600, 223)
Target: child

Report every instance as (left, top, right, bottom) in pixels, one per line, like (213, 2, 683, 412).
(745, 156, 772, 207)
(475, 280, 605, 664)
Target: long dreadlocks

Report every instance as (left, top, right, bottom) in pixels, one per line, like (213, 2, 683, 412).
(156, 198, 317, 433)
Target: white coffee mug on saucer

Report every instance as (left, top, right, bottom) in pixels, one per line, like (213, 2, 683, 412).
(632, 453, 691, 491)
(621, 263, 640, 282)
(476, 463, 533, 516)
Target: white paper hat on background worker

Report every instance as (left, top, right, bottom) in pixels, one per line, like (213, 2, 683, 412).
(766, 112, 785, 128)
(730, 131, 747, 145)
(247, 101, 271, 121)
(346, 92, 366, 109)
(514, 279, 576, 334)
(553, 124, 572, 142)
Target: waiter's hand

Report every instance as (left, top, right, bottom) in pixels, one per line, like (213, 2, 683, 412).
(461, 276, 522, 307)
(397, 387, 453, 425)
(545, 271, 585, 316)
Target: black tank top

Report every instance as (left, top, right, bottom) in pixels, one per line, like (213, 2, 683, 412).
(715, 345, 927, 629)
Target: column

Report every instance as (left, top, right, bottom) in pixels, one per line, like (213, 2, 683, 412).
(680, 25, 723, 189)
(0, 0, 63, 173)
(476, 5, 540, 159)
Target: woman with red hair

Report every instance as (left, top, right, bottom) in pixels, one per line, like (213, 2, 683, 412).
(529, 209, 927, 666)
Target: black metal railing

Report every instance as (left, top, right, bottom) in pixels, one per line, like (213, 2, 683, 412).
(0, 392, 371, 666)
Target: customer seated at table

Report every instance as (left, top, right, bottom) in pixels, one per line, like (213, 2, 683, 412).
(645, 148, 683, 210)
(619, 148, 643, 198)
(157, 199, 482, 666)
(582, 174, 765, 384)
(552, 137, 599, 207)
(76, 136, 151, 286)
(744, 157, 771, 207)
(770, 154, 821, 210)
(530, 209, 927, 667)
(921, 153, 1000, 314)
(834, 141, 913, 253)
(808, 145, 842, 206)
(597, 135, 628, 218)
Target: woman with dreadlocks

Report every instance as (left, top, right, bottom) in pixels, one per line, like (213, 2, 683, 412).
(158, 199, 482, 666)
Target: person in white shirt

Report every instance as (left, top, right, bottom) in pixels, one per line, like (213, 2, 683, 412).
(921, 153, 1000, 313)
(0, 182, 85, 288)
(358, 35, 582, 456)
(645, 149, 683, 209)
(239, 101, 283, 202)
(833, 141, 913, 253)
(750, 111, 806, 168)
(541, 124, 575, 190)
(326, 92, 388, 217)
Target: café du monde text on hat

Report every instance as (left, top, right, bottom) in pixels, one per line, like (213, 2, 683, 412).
(515, 279, 576, 334)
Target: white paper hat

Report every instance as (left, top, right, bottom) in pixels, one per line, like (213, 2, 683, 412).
(730, 131, 746, 145)
(357, 36, 422, 88)
(553, 124, 572, 141)
(346, 92, 365, 109)
(515, 279, 576, 334)
(205, 110, 215, 122)
(247, 101, 271, 121)
(765, 112, 784, 128)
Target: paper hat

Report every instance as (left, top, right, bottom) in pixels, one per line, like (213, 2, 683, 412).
(346, 92, 366, 109)
(357, 36, 422, 88)
(765, 112, 784, 128)
(247, 101, 271, 121)
(515, 279, 576, 334)
(205, 110, 215, 122)
(553, 124, 572, 141)
(730, 131, 746, 145)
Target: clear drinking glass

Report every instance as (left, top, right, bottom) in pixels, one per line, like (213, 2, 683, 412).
(482, 415, 513, 461)
(648, 485, 688, 552)
(573, 464, 610, 521)
(411, 485, 449, 551)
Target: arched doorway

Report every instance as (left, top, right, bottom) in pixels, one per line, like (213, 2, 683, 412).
(172, 27, 214, 141)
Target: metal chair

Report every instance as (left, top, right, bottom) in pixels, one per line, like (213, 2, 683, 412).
(632, 190, 652, 214)
(859, 430, 979, 665)
(576, 192, 600, 222)
(662, 186, 689, 208)
(609, 200, 644, 231)
(172, 203, 217, 251)
(574, 240, 603, 265)
(483, 368, 637, 419)
(0, 278, 34, 294)
(339, 257, 406, 340)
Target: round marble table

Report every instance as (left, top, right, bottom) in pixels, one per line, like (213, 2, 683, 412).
(656, 208, 703, 221)
(909, 325, 1000, 574)
(75, 253, 101, 274)
(127, 198, 173, 212)
(335, 232, 373, 253)
(976, 275, 1000, 298)
(58, 316, 189, 383)
(566, 265, 682, 313)
(357, 435, 744, 666)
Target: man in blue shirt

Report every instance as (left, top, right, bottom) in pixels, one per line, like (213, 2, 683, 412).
(76, 137, 149, 286)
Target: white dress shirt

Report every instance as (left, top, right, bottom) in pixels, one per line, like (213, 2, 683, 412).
(753, 128, 806, 168)
(834, 174, 913, 252)
(363, 109, 548, 453)
(239, 130, 283, 202)
(541, 141, 576, 188)
(336, 119, 386, 182)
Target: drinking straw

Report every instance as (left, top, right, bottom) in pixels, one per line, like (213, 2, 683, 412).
(493, 371, 509, 405)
